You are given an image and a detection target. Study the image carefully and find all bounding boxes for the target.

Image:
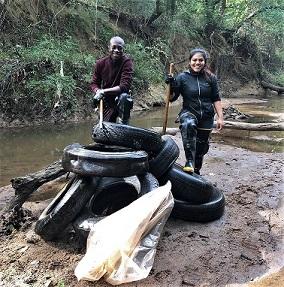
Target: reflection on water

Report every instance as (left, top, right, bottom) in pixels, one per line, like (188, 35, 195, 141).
(228, 96, 283, 123)
(0, 96, 283, 187)
(212, 130, 283, 153)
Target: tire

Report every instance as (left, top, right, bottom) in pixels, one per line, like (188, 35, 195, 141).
(86, 176, 140, 216)
(85, 142, 134, 152)
(34, 176, 100, 241)
(149, 135, 180, 178)
(138, 172, 160, 196)
(73, 173, 159, 240)
(159, 163, 213, 204)
(92, 122, 163, 153)
(62, 143, 149, 177)
(72, 209, 104, 241)
(171, 187, 225, 222)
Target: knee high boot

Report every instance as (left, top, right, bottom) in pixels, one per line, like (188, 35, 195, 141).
(117, 93, 133, 125)
(180, 115, 197, 173)
(183, 140, 197, 173)
(194, 130, 210, 174)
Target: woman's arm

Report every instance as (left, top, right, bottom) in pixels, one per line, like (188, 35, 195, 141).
(169, 75, 181, 102)
(214, 100, 224, 130)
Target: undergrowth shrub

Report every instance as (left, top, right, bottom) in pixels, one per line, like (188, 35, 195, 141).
(0, 35, 97, 122)
(126, 41, 164, 95)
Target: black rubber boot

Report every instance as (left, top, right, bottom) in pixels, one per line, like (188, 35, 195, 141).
(194, 130, 210, 174)
(117, 93, 133, 125)
(183, 140, 196, 173)
(179, 113, 197, 174)
(183, 160, 195, 173)
(194, 156, 203, 175)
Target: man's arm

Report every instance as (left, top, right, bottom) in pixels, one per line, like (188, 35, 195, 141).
(169, 74, 181, 102)
(91, 57, 133, 97)
(118, 58, 134, 93)
(101, 58, 133, 95)
(90, 60, 102, 93)
(102, 86, 121, 95)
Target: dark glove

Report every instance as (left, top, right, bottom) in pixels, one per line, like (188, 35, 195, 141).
(92, 89, 104, 108)
(165, 74, 175, 85)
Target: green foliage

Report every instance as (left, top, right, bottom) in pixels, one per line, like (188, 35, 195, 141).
(125, 40, 166, 94)
(0, 35, 97, 121)
(20, 36, 78, 63)
(275, 73, 284, 86)
(1, 0, 283, 125)
(262, 47, 284, 85)
(57, 280, 65, 287)
(27, 74, 77, 112)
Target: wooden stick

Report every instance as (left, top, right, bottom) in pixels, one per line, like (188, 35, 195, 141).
(162, 63, 174, 135)
(99, 99, 103, 128)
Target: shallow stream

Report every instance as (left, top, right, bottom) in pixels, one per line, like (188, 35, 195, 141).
(0, 96, 283, 187)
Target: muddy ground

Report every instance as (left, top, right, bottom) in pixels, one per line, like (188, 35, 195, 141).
(0, 132, 283, 287)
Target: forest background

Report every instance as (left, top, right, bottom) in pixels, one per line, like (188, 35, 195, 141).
(0, 0, 283, 127)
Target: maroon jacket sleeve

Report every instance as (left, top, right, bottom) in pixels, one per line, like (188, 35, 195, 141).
(90, 55, 134, 94)
(90, 59, 103, 93)
(119, 57, 134, 93)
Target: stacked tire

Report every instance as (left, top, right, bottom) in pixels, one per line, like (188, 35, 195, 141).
(35, 122, 225, 241)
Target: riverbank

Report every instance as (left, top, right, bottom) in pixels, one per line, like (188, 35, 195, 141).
(0, 80, 265, 129)
(0, 132, 283, 287)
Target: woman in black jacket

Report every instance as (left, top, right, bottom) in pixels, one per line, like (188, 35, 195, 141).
(168, 48, 224, 174)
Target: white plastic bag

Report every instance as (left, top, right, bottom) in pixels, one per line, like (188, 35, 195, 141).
(74, 181, 174, 285)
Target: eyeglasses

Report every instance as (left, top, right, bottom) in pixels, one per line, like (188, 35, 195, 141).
(111, 45, 124, 51)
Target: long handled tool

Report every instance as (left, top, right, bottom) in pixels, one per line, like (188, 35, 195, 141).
(99, 99, 103, 128)
(162, 63, 174, 135)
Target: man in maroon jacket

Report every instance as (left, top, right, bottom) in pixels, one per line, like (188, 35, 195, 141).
(90, 36, 134, 124)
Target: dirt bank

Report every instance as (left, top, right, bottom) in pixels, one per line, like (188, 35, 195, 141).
(0, 80, 265, 129)
(0, 133, 283, 287)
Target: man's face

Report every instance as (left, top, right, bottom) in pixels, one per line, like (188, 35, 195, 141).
(109, 40, 124, 61)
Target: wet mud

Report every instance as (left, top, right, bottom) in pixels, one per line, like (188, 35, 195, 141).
(0, 134, 283, 287)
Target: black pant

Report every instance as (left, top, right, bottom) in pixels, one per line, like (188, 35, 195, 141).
(103, 93, 133, 124)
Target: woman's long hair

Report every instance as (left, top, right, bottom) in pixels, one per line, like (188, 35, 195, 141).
(188, 48, 215, 83)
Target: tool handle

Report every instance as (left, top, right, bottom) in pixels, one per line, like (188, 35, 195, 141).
(99, 99, 103, 128)
(162, 63, 174, 135)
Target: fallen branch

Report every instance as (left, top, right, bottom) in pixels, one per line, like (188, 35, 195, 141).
(4, 161, 66, 212)
(152, 121, 284, 135)
(219, 121, 284, 131)
(261, 81, 284, 94)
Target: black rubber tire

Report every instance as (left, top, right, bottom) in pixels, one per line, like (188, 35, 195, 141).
(73, 173, 159, 239)
(85, 142, 134, 152)
(149, 135, 180, 178)
(34, 176, 101, 241)
(92, 122, 163, 153)
(72, 209, 104, 241)
(171, 187, 225, 222)
(159, 163, 214, 204)
(62, 143, 149, 177)
(86, 176, 141, 216)
(138, 172, 160, 196)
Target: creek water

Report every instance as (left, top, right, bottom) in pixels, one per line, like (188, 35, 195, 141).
(0, 96, 283, 187)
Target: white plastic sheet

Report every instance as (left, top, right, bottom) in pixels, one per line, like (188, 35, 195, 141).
(75, 181, 174, 285)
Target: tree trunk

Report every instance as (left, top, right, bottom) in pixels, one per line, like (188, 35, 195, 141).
(152, 121, 284, 135)
(4, 161, 66, 212)
(261, 81, 284, 94)
(219, 121, 284, 131)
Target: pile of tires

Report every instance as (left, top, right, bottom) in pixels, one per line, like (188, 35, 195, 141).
(34, 122, 225, 241)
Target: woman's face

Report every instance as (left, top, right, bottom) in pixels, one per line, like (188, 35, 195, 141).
(189, 52, 205, 73)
